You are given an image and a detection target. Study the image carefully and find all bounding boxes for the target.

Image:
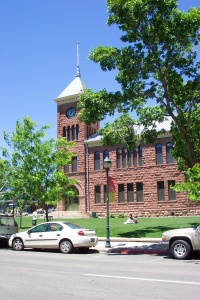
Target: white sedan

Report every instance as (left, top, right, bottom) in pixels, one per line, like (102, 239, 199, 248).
(9, 221, 98, 254)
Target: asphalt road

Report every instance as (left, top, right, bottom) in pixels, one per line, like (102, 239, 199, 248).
(1, 248, 200, 300)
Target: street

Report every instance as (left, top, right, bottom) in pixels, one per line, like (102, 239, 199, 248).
(0, 248, 200, 300)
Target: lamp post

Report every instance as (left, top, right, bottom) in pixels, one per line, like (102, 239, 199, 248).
(103, 156, 111, 248)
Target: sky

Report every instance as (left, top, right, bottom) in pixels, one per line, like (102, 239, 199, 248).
(0, 0, 199, 148)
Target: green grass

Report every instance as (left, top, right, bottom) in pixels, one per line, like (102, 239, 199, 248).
(15, 215, 200, 238)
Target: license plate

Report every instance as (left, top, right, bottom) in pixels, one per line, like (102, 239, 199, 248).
(91, 238, 95, 242)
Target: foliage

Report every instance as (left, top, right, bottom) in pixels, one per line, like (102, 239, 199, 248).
(118, 213, 125, 218)
(0, 116, 76, 221)
(172, 163, 200, 202)
(77, 0, 200, 170)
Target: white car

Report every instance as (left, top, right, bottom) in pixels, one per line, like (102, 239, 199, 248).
(9, 221, 98, 254)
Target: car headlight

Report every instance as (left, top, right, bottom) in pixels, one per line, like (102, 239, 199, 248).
(162, 235, 166, 241)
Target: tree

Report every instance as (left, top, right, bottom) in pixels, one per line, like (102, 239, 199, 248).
(0, 116, 76, 222)
(77, 0, 200, 171)
(173, 163, 200, 202)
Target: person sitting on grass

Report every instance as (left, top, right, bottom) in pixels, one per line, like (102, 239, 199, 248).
(124, 214, 138, 224)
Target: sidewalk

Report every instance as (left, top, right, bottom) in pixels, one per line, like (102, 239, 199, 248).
(95, 237, 170, 256)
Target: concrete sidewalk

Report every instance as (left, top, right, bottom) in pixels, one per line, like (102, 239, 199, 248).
(95, 237, 170, 256)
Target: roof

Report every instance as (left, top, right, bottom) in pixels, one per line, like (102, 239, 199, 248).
(54, 75, 87, 105)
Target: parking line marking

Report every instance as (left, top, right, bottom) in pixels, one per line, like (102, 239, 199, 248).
(84, 274, 200, 285)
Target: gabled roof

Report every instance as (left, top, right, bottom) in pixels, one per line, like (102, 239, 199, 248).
(54, 75, 87, 105)
(57, 76, 87, 99)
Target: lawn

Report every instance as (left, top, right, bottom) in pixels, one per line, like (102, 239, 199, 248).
(15, 215, 200, 238)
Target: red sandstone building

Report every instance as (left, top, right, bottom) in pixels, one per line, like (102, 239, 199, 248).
(54, 61, 199, 217)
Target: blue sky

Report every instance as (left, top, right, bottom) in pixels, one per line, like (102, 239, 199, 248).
(0, 0, 199, 148)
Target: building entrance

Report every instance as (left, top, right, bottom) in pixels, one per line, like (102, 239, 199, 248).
(66, 187, 79, 211)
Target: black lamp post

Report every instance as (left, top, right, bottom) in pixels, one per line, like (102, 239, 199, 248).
(103, 156, 111, 248)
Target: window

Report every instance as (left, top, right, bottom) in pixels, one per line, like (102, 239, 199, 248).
(116, 148, 121, 168)
(156, 143, 163, 164)
(166, 142, 174, 164)
(138, 145, 143, 166)
(118, 184, 125, 203)
(122, 148, 127, 168)
(72, 156, 77, 172)
(48, 223, 63, 232)
(76, 124, 79, 140)
(127, 183, 134, 202)
(94, 151, 100, 170)
(127, 150, 132, 167)
(103, 150, 109, 160)
(67, 126, 70, 141)
(136, 182, 143, 202)
(63, 126, 66, 137)
(72, 125, 75, 141)
(95, 186, 101, 204)
(157, 181, 165, 201)
(30, 223, 49, 233)
(133, 147, 137, 167)
(64, 164, 69, 173)
(168, 180, 176, 200)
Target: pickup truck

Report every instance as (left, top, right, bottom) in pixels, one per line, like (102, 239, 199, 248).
(0, 214, 18, 247)
(161, 223, 200, 259)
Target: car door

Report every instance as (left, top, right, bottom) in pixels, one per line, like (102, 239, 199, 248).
(23, 224, 48, 248)
(42, 223, 63, 248)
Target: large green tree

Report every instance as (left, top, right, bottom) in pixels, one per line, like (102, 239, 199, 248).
(78, 0, 200, 172)
(0, 116, 76, 221)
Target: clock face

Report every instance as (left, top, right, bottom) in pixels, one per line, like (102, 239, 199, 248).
(66, 107, 76, 119)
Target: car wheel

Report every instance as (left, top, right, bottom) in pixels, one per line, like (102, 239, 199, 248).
(13, 238, 24, 251)
(170, 240, 192, 260)
(59, 240, 73, 254)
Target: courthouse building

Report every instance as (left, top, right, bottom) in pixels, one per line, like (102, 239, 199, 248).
(54, 61, 200, 218)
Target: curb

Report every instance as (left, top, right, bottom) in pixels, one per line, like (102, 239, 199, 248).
(96, 238, 169, 256)
(107, 247, 169, 256)
(98, 237, 162, 243)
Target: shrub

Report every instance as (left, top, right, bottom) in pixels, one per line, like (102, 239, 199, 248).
(118, 213, 125, 218)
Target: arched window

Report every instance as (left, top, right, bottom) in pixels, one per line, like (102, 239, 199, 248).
(133, 147, 137, 167)
(138, 145, 143, 166)
(72, 125, 75, 141)
(122, 148, 127, 168)
(116, 148, 121, 168)
(156, 143, 163, 164)
(63, 126, 66, 137)
(94, 151, 100, 170)
(67, 126, 70, 141)
(127, 150, 132, 167)
(76, 124, 79, 140)
(166, 142, 174, 164)
(72, 156, 77, 172)
(103, 150, 109, 160)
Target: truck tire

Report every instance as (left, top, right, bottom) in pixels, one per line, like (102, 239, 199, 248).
(170, 240, 192, 260)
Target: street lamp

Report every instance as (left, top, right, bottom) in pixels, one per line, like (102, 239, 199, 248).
(103, 156, 111, 248)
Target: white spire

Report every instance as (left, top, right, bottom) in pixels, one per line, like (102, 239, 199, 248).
(76, 43, 80, 77)
(54, 43, 87, 103)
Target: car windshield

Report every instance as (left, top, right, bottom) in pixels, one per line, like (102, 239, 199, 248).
(63, 222, 82, 229)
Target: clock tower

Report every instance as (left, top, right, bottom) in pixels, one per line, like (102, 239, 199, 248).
(54, 44, 99, 214)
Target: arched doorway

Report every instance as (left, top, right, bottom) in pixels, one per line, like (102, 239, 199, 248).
(66, 187, 79, 211)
